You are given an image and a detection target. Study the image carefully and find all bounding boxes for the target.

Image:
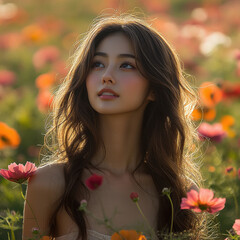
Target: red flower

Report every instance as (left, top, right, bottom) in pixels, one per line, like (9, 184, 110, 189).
(225, 166, 233, 173)
(180, 188, 226, 214)
(0, 161, 37, 184)
(198, 122, 226, 142)
(233, 219, 240, 235)
(238, 168, 240, 180)
(85, 174, 103, 190)
(130, 192, 139, 202)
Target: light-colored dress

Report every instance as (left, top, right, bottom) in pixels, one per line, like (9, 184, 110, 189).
(55, 230, 111, 240)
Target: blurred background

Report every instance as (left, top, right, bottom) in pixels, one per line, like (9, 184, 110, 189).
(0, 0, 240, 239)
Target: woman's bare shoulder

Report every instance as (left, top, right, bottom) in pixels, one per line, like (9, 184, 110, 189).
(28, 162, 66, 201)
(23, 162, 66, 239)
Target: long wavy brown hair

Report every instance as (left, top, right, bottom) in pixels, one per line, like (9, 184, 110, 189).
(42, 14, 205, 239)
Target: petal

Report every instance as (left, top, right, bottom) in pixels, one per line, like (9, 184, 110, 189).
(0, 169, 12, 180)
(8, 163, 17, 171)
(181, 190, 199, 210)
(180, 198, 191, 209)
(192, 207, 202, 213)
(199, 189, 214, 204)
(186, 189, 199, 205)
(209, 198, 226, 213)
(233, 219, 240, 234)
(14, 164, 24, 173)
(25, 161, 33, 172)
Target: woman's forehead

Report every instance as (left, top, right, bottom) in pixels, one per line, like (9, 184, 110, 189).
(95, 32, 134, 55)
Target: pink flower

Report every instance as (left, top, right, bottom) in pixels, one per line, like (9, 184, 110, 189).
(0, 161, 37, 184)
(233, 219, 240, 235)
(198, 122, 226, 142)
(33, 46, 60, 69)
(130, 192, 139, 202)
(238, 168, 240, 180)
(181, 188, 226, 214)
(0, 70, 16, 86)
(0, 32, 23, 50)
(85, 174, 103, 190)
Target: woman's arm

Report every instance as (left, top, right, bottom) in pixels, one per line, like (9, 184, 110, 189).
(22, 164, 65, 239)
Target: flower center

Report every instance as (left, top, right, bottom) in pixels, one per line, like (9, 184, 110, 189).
(1, 136, 10, 144)
(199, 204, 209, 211)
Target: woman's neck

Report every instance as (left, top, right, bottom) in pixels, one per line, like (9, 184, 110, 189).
(92, 112, 144, 175)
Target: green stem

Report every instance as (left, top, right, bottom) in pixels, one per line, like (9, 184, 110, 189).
(135, 202, 156, 240)
(20, 184, 40, 230)
(84, 209, 118, 233)
(11, 228, 15, 240)
(232, 190, 239, 217)
(166, 194, 174, 240)
(83, 208, 125, 240)
(5, 218, 15, 240)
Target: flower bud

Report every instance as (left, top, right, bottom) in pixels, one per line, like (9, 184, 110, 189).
(85, 174, 103, 190)
(130, 192, 139, 202)
(32, 227, 40, 235)
(79, 199, 87, 211)
(162, 187, 171, 195)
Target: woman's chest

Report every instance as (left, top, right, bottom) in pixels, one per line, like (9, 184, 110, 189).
(56, 173, 159, 236)
(88, 192, 158, 235)
(86, 173, 159, 234)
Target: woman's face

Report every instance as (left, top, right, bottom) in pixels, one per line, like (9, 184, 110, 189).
(86, 32, 152, 115)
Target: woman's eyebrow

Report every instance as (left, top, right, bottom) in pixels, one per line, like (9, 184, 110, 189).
(94, 52, 135, 59)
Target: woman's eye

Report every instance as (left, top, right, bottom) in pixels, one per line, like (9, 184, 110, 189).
(120, 62, 135, 69)
(92, 61, 104, 68)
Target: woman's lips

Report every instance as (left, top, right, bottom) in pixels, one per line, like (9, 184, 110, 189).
(99, 94, 118, 100)
(98, 88, 119, 100)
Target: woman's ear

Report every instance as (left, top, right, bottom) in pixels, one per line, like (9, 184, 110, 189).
(147, 91, 155, 101)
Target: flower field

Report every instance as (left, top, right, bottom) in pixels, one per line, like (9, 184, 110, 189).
(0, 0, 240, 239)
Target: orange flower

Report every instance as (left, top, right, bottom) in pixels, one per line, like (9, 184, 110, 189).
(35, 73, 56, 90)
(111, 230, 147, 240)
(191, 107, 216, 121)
(221, 115, 236, 138)
(191, 108, 201, 121)
(208, 166, 215, 172)
(40, 237, 51, 240)
(199, 82, 222, 108)
(0, 122, 20, 149)
(22, 24, 46, 43)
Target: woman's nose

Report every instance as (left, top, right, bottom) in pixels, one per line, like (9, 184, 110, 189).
(101, 66, 116, 84)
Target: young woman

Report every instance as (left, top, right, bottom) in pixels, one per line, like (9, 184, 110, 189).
(23, 15, 204, 240)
